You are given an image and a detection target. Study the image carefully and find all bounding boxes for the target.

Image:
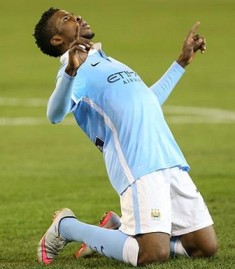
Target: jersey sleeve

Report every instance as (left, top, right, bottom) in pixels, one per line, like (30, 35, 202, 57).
(150, 61, 185, 105)
(47, 71, 75, 124)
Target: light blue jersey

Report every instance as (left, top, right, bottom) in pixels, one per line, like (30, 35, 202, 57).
(47, 46, 189, 194)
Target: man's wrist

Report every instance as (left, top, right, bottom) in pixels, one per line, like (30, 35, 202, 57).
(65, 66, 78, 77)
(176, 55, 188, 68)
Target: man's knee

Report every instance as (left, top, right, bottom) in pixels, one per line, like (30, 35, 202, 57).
(137, 247, 169, 266)
(181, 225, 218, 258)
(135, 233, 170, 266)
(202, 239, 218, 257)
(189, 239, 218, 258)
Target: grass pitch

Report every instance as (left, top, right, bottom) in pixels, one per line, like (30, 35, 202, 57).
(0, 0, 235, 268)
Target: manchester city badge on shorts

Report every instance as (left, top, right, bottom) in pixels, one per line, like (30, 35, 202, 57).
(151, 209, 161, 221)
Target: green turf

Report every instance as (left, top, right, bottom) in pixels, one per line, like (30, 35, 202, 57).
(0, 0, 235, 268)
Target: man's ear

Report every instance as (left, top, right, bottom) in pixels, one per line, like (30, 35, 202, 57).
(50, 35, 63, 46)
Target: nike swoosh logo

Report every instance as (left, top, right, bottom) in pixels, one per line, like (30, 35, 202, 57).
(91, 62, 100, 67)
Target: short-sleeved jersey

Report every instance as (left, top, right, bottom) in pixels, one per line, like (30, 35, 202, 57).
(52, 49, 189, 194)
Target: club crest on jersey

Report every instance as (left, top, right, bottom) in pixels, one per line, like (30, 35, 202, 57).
(95, 137, 104, 152)
(151, 209, 161, 221)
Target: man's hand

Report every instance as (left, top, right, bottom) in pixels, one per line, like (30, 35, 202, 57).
(65, 26, 93, 76)
(177, 22, 206, 68)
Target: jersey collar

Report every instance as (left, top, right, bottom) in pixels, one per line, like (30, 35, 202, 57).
(60, 42, 102, 65)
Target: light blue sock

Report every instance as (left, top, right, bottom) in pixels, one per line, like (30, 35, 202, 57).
(60, 218, 129, 262)
(170, 236, 189, 257)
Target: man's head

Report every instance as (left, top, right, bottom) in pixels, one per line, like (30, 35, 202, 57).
(33, 7, 95, 57)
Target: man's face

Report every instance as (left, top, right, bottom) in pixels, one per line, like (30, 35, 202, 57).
(50, 10, 95, 45)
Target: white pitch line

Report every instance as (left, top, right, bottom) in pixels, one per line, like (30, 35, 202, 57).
(165, 105, 235, 120)
(0, 117, 47, 126)
(0, 97, 235, 126)
(0, 97, 47, 107)
(164, 105, 235, 124)
(0, 117, 74, 126)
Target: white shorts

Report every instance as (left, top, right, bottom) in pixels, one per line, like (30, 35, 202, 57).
(119, 167, 213, 236)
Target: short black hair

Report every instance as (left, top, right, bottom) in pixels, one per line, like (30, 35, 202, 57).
(33, 7, 62, 57)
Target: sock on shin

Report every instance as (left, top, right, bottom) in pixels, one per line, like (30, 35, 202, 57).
(60, 217, 139, 266)
(170, 237, 189, 257)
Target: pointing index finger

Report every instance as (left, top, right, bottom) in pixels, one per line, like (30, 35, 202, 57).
(187, 21, 200, 38)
